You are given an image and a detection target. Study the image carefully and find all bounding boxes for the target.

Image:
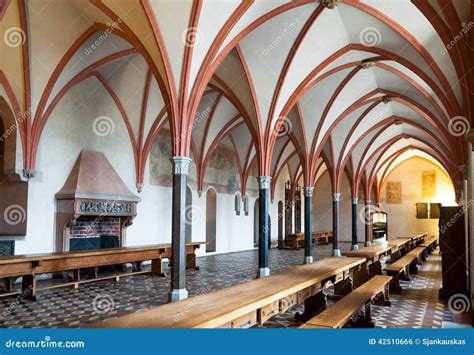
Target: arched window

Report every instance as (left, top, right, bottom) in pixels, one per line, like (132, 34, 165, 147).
(185, 185, 192, 243)
(206, 188, 217, 253)
(234, 193, 241, 215)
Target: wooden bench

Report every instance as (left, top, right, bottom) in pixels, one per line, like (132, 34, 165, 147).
(312, 230, 333, 245)
(384, 247, 426, 292)
(0, 242, 205, 301)
(284, 230, 333, 250)
(88, 256, 366, 328)
(300, 275, 392, 328)
(387, 238, 411, 263)
(342, 244, 394, 287)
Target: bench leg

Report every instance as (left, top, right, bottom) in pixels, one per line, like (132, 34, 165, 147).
(409, 260, 418, 275)
(389, 250, 401, 264)
(0, 277, 13, 292)
(372, 287, 391, 307)
(347, 302, 375, 328)
(368, 261, 382, 275)
(294, 291, 327, 323)
(21, 275, 37, 301)
(333, 277, 353, 298)
(387, 272, 403, 293)
(353, 264, 369, 288)
(151, 258, 167, 276)
(132, 261, 142, 272)
(186, 253, 199, 270)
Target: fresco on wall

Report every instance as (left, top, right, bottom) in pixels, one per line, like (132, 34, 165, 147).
(386, 181, 402, 204)
(149, 128, 197, 189)
(422, 170, 436, 199)
(203, 145, 240, 194)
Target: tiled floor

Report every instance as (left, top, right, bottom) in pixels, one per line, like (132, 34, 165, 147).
(0, 243, 468, 328)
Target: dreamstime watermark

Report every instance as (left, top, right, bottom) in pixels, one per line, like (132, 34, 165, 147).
(439, 199, 474, 234)
(84, 18, 123, 56)
(275, 116, 293, 137)
(3, 204, 26, 225)
(184, 205, 203, 225)
(3, 27, 26, 48)
(346, 291, 384, 326)
(359, 27, 382, 47)
(447, 293, 471, 315)
(174, 105, 212, 144)
(440, 21, 474, 56)
(174, 285, 212, 322)
(92, 293, 115, 314)
(262, 18, 300, 56)
(5, 336, 85, 349)
(447, 116, 470, 137)
(0, 109, 31, 143)
(182, 27, 202, 48)
(2, 285, 33, 317)
(92, 116, 115, 137)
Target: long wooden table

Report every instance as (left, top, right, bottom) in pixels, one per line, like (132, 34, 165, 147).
(89, 256, 366, 328)
(397, 233, 427, 248)
(0, 242, 205, 300)
(342, 244, 395, 287)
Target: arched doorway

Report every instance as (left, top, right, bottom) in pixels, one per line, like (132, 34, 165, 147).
(185, 185, 192, 243)
(206, 188, 217, 252)
(254, 198, 259, 247)
(0, 98, 28, 237)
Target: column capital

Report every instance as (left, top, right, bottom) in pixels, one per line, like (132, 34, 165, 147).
(304, 186, 314, 197)
(352, 196, 359, 204)
(257, 176, 272, 189)
(170, 156, 192, 175)
(332, 192, 341, 202)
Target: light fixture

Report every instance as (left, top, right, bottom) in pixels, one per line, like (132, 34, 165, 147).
(322, 0, 339, 9)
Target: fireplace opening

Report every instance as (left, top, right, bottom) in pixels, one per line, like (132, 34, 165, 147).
(55, 150, 140, 253)
(68, 216, 121, 251)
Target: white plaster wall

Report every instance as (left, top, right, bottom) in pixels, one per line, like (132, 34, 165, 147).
(312, 171, 363, 244)
(13, 78, 260, 257)
(379, 157, 456, 239)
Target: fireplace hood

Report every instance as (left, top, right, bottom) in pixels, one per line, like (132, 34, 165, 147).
(55, 149, 140, 251)
(56, 149, 140, 202)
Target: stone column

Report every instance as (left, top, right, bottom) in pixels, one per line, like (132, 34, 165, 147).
(169, 157, 192, 302)
(365, 200, 372, 247)
(332, 192, 341, 257)
(351, 196, 359, 250)
(304, 186, 314, 264)
(257, 176, 271, 277)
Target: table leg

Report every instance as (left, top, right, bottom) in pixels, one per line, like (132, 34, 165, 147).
(151, 258, 166, 276)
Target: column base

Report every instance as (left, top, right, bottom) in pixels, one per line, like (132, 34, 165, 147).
(332, 249, 341, 257)
(304, 256, 313, 264)
(365, 241, 372, 247)
(169, 288, 188, 302)
(257, 267, 270, 278)
(351, 244, 359, 250)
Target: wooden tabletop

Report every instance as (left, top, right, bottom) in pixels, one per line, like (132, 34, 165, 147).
(0, 242, 206, 265)
(388, 239, 410, 248)
(341, 244, 393, 259)
(89, 256, 366, 328)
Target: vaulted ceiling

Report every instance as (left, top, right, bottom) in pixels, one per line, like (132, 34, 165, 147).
(1, 0, 472, 197)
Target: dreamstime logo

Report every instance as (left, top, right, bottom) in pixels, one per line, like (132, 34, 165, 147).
(182, 27, 202, 47)
(358, 204, 371, 226)
(184, 205, 203, 225)
(448, 116, 470, 136)
(447, 294, 470, 315)
(4, 204, 26, 225)
(359, 27, 382, 47)
(275, 116, 293, 137)
(92, 116, 115, 137)
(92, 294, 115, 314)
(4, 27, 26, 48)
(440, 21, 474, 56)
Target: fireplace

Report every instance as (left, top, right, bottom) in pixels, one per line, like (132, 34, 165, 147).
(55, 150, 140, 252)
